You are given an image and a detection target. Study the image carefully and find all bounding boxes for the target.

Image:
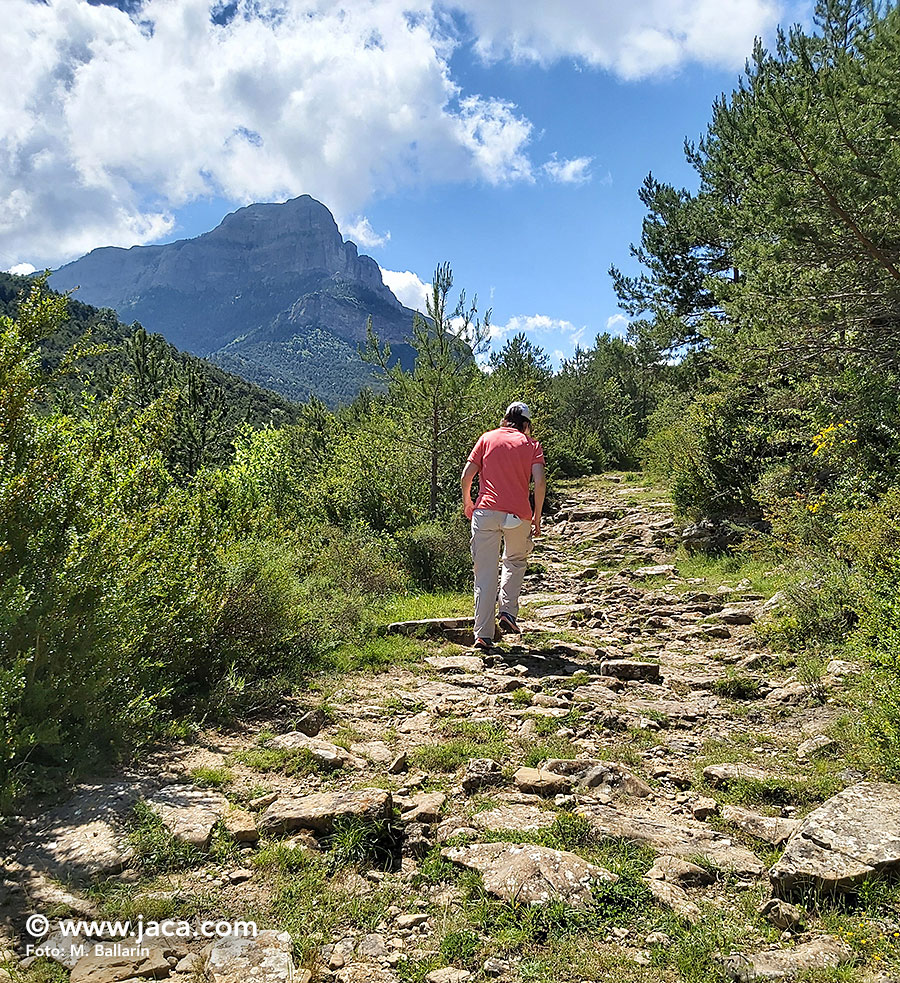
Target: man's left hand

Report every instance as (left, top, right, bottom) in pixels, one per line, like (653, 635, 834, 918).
(464, 501, 475, 520)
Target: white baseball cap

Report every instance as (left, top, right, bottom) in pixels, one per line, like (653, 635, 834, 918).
(505, 401, 532, 421)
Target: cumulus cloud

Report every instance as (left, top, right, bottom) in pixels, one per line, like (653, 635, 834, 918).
(607, 313, 630, 334)
(0, 0, 785, 268)
(7, 262, 37, 275)
(491, 313, 586, 347)
(380, 267, 432, 312)
(345, 217, 391, 249)
(0, 0, 536, 268)
(543, 154, 593, 185)
(450, 0, 782, 78)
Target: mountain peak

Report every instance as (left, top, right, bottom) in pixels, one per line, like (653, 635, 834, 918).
(49, 197, 416, 404)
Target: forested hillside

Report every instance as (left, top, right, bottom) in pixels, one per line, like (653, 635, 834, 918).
(612, 0, 900, 767)
(0, 272, 302, 476)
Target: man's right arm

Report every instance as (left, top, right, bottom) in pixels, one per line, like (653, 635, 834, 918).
(461, 460, 479, 519)
(531, 462, 546, 537)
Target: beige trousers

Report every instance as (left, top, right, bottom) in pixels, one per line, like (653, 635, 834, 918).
(470, 508, 534, 640)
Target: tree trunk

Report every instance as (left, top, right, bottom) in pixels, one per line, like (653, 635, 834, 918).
(430, 398, 439, 519)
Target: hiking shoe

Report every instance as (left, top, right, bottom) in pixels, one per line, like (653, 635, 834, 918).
(474, 636, 493, 651)
(498, 611, 520, 634)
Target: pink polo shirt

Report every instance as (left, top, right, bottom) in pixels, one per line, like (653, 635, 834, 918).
(467, 426, 545, 520)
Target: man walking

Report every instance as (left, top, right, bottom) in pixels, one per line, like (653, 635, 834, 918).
(461, 402, 547, 651)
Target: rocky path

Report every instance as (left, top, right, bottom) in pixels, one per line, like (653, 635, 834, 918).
(2, 476, 900, 983)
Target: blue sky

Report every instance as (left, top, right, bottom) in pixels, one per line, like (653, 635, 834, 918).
(2, 0, 811, 364)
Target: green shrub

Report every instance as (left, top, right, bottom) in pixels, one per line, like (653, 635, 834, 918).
(401, 520, 472, 591)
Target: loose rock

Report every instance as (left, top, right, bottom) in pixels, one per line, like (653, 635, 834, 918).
(442, 842, 616, 905)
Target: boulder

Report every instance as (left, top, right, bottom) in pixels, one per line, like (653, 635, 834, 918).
(770, 782, 900, 897)
(258, 788, 392, 836)
(267, 732, 346, 769)
(796, 735, 836, 761)
(38, 929, 92, 970)
(542, 759, 652, 797)
(295, 709, 326, 737)
(645, 878, 701, 923)
(758, 898, 805, 931)
(442, 842, 617, 905)
(426, 969, 471, 983)
(724, 937, 851, 981)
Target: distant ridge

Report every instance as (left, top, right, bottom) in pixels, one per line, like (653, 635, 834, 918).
(50, 196, 418, 405)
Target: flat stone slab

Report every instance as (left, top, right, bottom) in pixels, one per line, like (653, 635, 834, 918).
(646, 855, 714, 887)
(258, 788, 393, 836)
(146, 784, 228, 850)
(770, 782, 900, 897)
(425, 655, 485, 673)
(577, 806, 766, 877)
(542, 759, 652, 797)
(703, 763, 775, 788)
(205, 930, 295, 983)
(532, 603, 592, 619)
(70, 946, 171, 982)
(724, 936, 852, 981)
(224, 808, 260, 844)
(721, 805, 799, 846)
(402, 792, 446, 823)
(350, 741, 394, 764)
(386, 618, 473, 636)
(513, 767, 571, 796)
(599, 660, 662, 683)
(645, 878, 701, 922)
(632, 564, 677, 578)
(267, 732, 347, 768)
(16, 780, 150, 881)
(442, 842, 617, 905)
(472, 805, 559, 832)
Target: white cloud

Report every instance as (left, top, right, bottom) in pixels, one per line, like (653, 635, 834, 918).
(345, 217, 391, 249)
(0, 0, 536, 268)
(380, 267, 432, 311)
(543, 154, 592, 185)
(449, 0, 783, 79)
(0, 0, 786, 269)
(7, 262, 37, 275)
(491, 313, 586, 347)
(606, 313, 630, 334)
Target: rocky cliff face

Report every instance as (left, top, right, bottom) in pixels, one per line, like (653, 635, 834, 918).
(50, 196, 417, 404)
